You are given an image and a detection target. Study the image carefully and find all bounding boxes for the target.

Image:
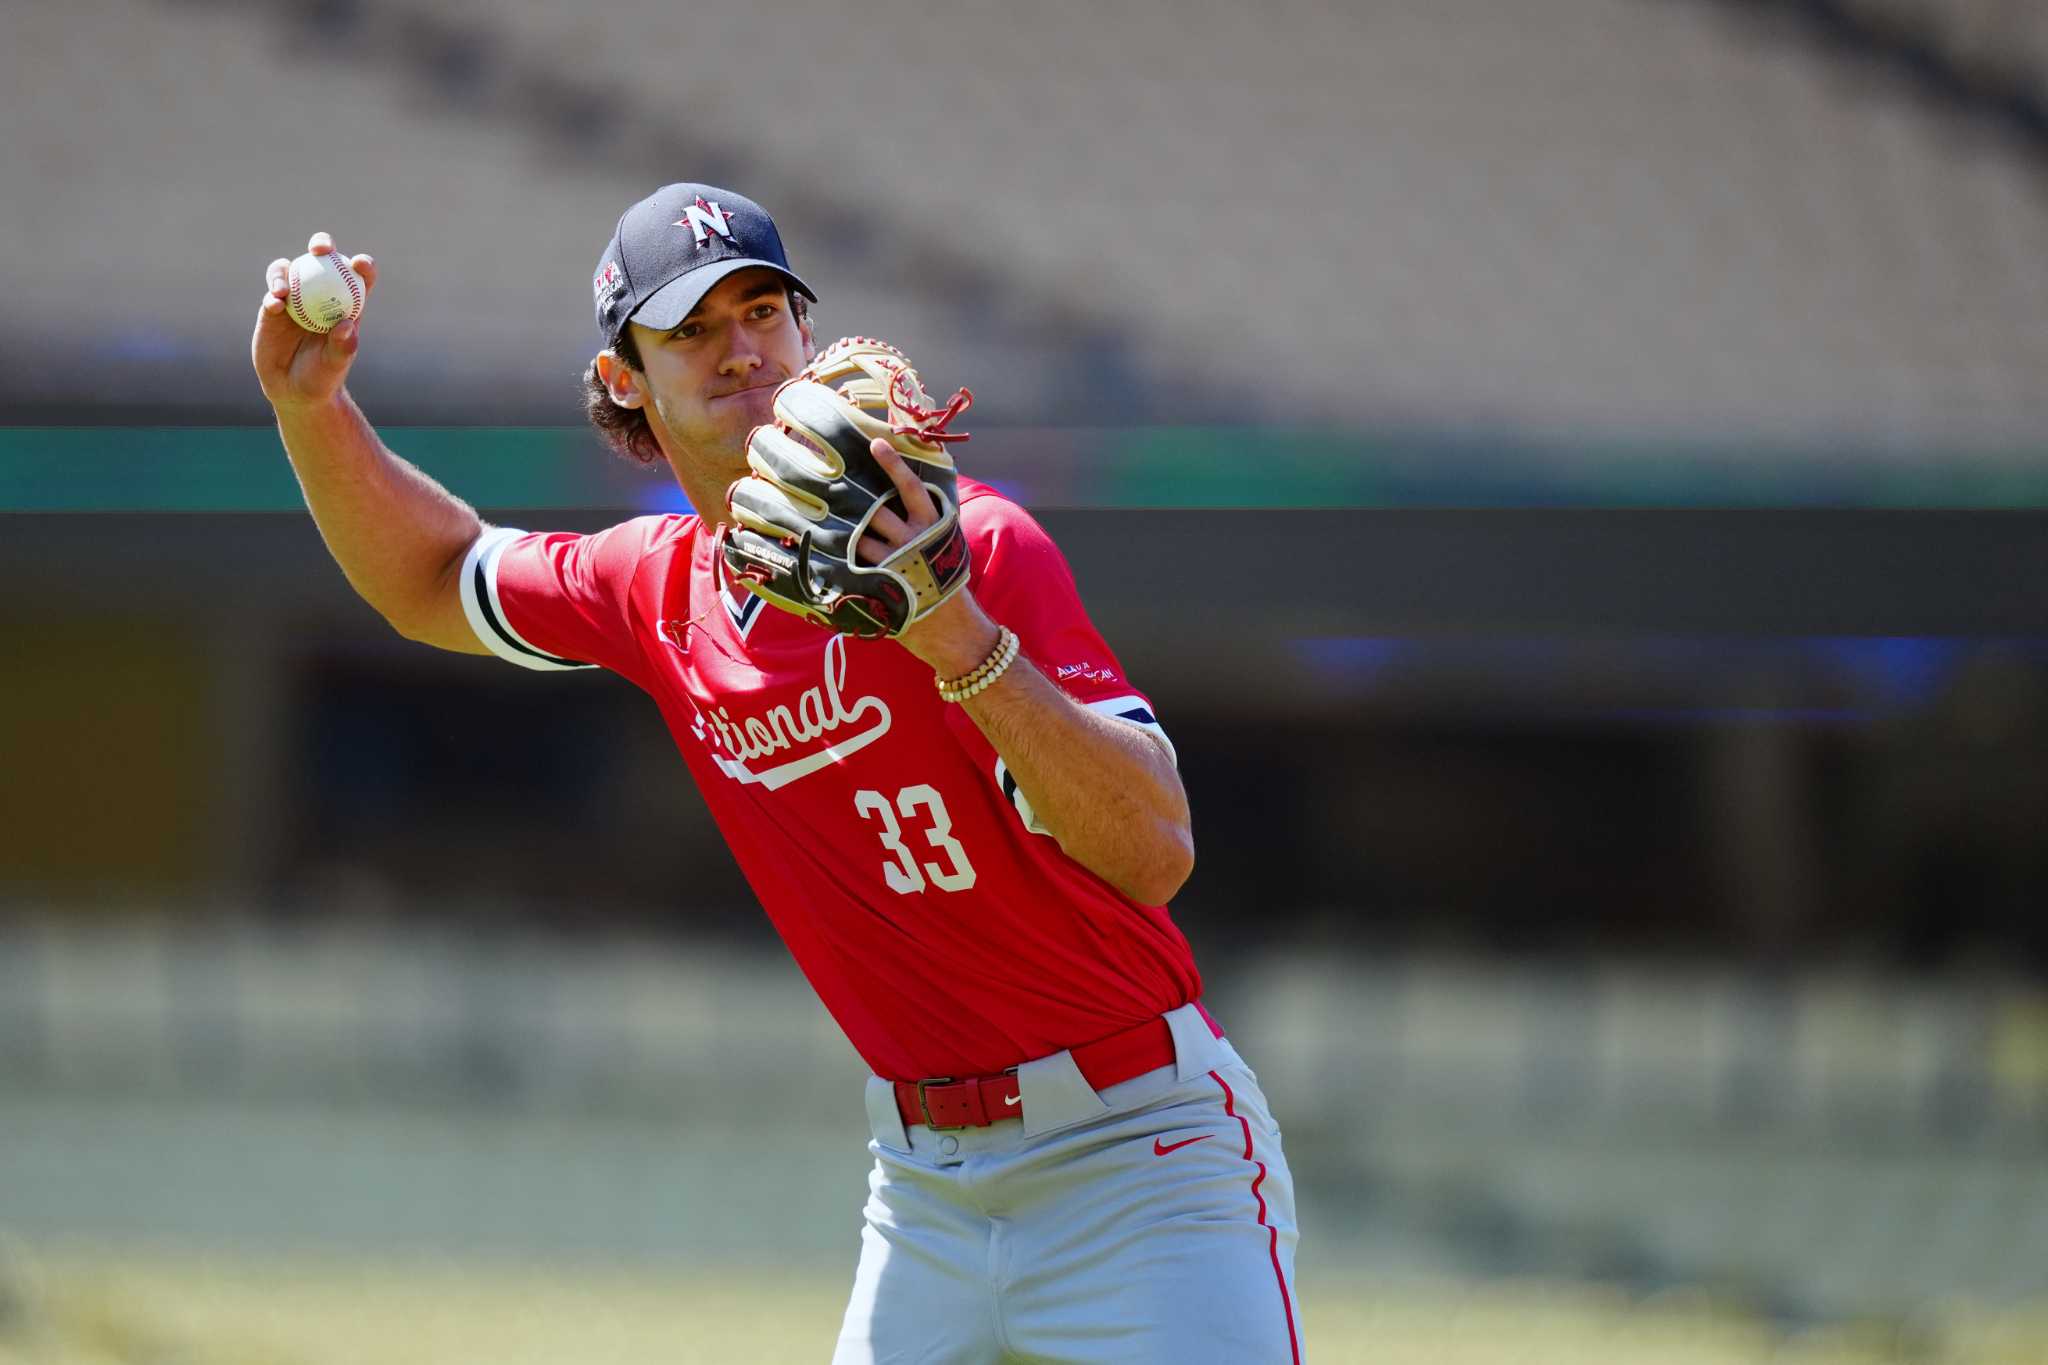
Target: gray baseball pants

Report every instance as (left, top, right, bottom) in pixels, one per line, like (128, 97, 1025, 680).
(833, 1003, 1304, 1364)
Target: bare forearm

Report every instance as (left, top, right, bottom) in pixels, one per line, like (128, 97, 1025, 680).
(276, 393, 481, 634)
(253, 238, 483, 649)
(960, 658, 1194, 903)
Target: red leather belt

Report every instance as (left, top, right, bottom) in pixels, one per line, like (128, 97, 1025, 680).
(893, 1004, 1223, 1131)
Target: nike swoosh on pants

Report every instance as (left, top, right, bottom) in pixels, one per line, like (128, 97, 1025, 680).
(1153, 1134, 1213, 1156)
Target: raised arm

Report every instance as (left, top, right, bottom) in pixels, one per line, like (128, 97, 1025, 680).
(251, 234, 486, 654)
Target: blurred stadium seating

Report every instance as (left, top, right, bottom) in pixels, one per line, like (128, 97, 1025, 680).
(1834, 0, 2048, 102)
(4, 0, 2045, 453)
(4, 917, 2046, 1327)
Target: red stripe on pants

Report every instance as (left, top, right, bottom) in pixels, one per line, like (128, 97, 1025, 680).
(1209, 1070, 1301, 1364)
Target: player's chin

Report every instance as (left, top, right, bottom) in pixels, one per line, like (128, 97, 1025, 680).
(714, 384, 778, 423)
(698, 416, 760, 468)
(710, 393, 776, 448)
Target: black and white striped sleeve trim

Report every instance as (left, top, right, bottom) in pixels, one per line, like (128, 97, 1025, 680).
(1090, 695, 1176, 766)
(993, 695, 1175, 837)
(458, 527, 596, 672)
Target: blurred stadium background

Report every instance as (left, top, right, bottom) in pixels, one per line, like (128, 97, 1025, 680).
(5, 0, 2048, 1360)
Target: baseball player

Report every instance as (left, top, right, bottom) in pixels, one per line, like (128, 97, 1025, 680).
(250, 183, 1302, 1363)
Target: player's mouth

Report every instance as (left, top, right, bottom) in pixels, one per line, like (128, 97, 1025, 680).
(710, 380, 782, 402)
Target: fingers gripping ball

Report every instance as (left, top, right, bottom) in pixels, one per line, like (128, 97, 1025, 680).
(722, 338, 974, 638)
(285, 251, 365, 334)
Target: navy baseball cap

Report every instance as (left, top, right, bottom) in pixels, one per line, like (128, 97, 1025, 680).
(592, 183, 816, 344)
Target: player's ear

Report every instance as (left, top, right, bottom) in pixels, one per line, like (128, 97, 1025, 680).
(595, 348, 646, 410)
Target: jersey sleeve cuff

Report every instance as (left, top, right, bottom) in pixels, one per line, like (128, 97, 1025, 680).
(1089, 695, 1176, 766)
(992, 695, 1174, 838)
(459, 527, 597, 672)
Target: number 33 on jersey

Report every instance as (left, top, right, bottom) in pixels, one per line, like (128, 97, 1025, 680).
(856, 784, 976, 894)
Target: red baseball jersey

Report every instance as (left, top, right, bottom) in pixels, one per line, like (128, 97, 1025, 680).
(458, 477, 1202, 1081)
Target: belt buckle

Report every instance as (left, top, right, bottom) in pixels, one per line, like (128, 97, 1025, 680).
(916, 1077, 968, 1131)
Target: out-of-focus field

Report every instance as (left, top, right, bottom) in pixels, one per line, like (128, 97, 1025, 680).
(5, 1250, 2048, 1365)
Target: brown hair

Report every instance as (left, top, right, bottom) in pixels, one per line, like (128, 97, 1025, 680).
(581, 291, 811, 468)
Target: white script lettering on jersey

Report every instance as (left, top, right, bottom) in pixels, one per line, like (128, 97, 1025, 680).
(690, 634, 892, 790)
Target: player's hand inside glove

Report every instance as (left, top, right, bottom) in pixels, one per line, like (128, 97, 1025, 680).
(721, 337, 974, 639)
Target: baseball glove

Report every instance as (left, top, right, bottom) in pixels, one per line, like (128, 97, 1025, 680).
(720, 337, 974, 639)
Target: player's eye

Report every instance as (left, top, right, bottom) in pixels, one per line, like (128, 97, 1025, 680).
(672, 323, 704, 341)
(750, 303, 779, 321)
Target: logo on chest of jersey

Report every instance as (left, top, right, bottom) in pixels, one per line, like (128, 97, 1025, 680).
(689, 634, 892, 790)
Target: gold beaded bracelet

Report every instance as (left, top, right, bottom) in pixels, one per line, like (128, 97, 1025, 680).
(936, 626, 1018, 701)
(941, 625, 1014, 688)
(941, 636, 1019, 703)
(936, 626, 1020, 704)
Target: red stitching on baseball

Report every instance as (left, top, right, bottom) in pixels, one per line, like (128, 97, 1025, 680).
(289, 256, 361, 330)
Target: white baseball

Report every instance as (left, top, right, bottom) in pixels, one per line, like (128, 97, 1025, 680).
(285, 251, 365, 334)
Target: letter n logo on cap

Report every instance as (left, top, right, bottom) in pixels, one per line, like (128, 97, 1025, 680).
(675, 196, 736, 247)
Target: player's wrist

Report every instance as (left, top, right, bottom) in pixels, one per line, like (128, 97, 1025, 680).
(897, 590, 999, 675)
(270, 388, 353, 427)
(936, 625, 1020, 703)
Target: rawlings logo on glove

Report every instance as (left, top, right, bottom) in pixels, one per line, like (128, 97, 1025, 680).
(720, 337, 974, 639)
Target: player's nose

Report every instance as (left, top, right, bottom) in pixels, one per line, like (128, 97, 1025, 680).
(718, 342, 763, 377)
